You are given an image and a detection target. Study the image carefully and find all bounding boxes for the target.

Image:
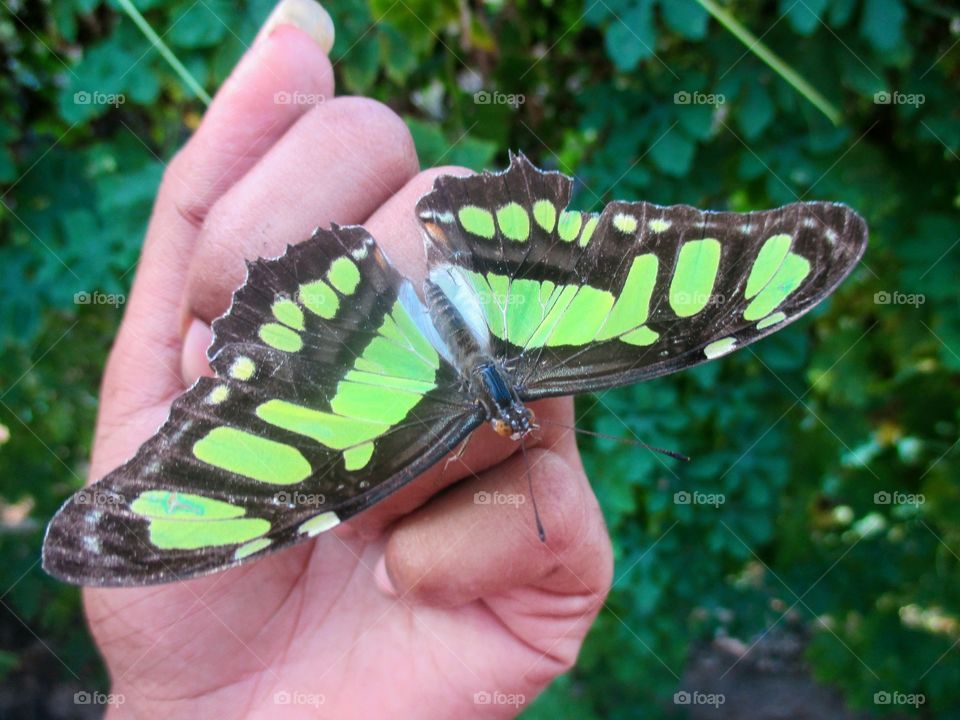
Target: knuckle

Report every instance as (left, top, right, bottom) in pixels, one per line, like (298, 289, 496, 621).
(384, 523, 450, 604)
(526, 449, 614, 598)
(411, 165, 473, 190)
(314, 96, 418, 179)
(198, 190, 245, 252)
(528, 450, 591, 557)
(161, 150, 207, 231)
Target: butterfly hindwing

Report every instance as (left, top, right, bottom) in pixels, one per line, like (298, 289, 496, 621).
(415, 153, 868, 399)
(43, 226, 481, 586)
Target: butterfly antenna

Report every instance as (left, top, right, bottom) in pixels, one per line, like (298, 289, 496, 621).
(539, 419, 690, 462)
(521, 435, 546, 542)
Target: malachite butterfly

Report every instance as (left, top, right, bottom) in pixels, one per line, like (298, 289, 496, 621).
(43, 153, 867, 586)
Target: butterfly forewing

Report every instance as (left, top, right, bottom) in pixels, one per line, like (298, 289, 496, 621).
(43, 226, 481, 586)
(415, 154, 867, 399)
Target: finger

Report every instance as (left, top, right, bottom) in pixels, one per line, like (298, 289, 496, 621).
(344, 165, 474, 283)
(376, 443, 612, 609)
(347, 397, 573, 540)
(93, 8, 335, 478)
(125, 17, 336, 363)
(183, 95, 420, 325)
(254, 0, 335, 50)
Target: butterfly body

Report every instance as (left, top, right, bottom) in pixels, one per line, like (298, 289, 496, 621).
(423, 270, 535, 440)
(43, 153, 868, 587)
(474, 361, 536, 440)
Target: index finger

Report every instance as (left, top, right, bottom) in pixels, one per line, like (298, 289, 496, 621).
(92, 6, 336, 477)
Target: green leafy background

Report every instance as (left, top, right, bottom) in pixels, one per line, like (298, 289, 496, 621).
(2, 0, 958, 717)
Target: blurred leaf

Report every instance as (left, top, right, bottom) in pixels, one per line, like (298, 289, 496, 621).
(381, 24, 418, 83)
(828, 0, 859, 26)
(659, 0, 709, 40)
(738, 82, 774, 139)
(780, 0, 827, 35)
(340, 35, 381, 93)
(647, 128, 694, 176)
(405, 117, 496, 170)
(603, 0, 657, 72)
(166, 0, 232, 48)
(860, 0, 906, 51)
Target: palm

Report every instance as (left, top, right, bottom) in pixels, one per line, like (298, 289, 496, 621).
(87, 412, 604, 718)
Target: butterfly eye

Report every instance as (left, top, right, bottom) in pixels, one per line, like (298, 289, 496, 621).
(492, 419, 513, 438)
(526, 409, 537, 428)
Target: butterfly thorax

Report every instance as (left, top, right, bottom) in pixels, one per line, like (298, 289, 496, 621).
(475, 361, 536, 440)
(424, 276, 535, 441)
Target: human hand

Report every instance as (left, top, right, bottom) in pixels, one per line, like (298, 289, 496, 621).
(86, 3, 612, 717)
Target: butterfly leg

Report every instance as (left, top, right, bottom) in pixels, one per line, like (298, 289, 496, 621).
(440, 433, 474, 481)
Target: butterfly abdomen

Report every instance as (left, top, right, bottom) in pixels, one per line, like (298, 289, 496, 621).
(423, 274, 489, 372)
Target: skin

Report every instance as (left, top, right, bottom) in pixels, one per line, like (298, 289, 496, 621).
(88, 22, 613, 719)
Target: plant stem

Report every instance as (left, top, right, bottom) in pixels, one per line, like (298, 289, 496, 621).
(694, 0, 842, 125)
(116, 0, 213, 105)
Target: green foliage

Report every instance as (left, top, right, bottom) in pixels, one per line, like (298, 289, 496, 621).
(2, 0, 959, 717)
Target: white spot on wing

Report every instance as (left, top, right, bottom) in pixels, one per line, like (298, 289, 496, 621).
(612, 212, 638, 233)
(206, 385, 229, 404)
(299, 511, 340, 537)
(704, 337, 737, 359)
(419, 210, 455, 223)
(83, 536, 101, 554)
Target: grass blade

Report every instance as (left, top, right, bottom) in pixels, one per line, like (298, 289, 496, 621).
(694, 0, 842, 125)
(116, 0, 213, 105)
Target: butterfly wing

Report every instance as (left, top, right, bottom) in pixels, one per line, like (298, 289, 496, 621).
(415, 153, 867, 399)
(43, 226, 481, 586)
